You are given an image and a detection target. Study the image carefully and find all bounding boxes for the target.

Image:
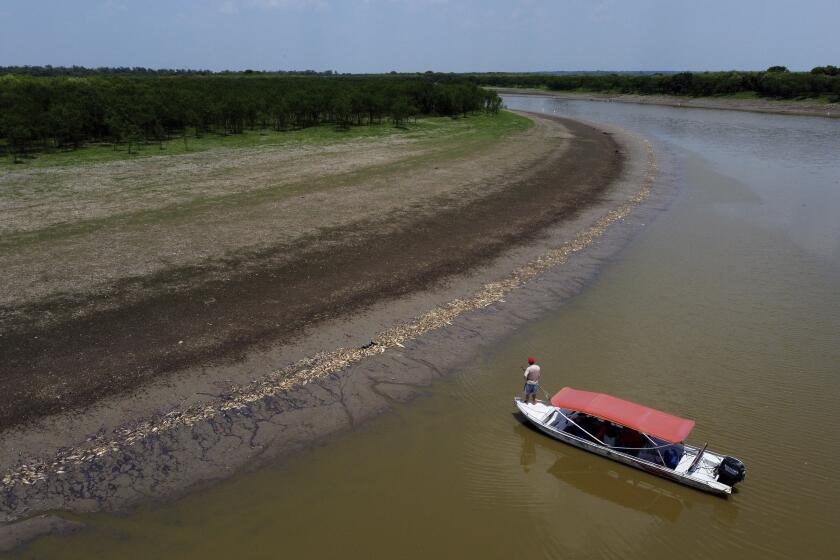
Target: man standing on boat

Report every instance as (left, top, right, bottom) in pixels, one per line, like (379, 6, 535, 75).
(523, 357, 541, 404)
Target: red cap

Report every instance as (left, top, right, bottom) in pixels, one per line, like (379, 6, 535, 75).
(528, 357, 535, 364)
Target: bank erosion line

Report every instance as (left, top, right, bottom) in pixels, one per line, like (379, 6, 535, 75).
(1, 137, 656, 490)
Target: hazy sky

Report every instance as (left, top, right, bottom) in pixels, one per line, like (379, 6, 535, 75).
(1, 0, 838, 72)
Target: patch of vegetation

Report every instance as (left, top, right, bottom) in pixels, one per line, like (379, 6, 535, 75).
(465, 67, 840, 102)
(0, 110, 527, 170)
(0, 73, 504, 165)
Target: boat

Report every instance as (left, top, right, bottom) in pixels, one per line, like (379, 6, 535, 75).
(515, 387, 746, 496)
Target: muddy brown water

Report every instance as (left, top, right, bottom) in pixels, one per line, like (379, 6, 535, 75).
(9, 97, 840, 559)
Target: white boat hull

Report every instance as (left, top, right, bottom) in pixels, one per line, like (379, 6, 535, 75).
(515, 398, 734, 496)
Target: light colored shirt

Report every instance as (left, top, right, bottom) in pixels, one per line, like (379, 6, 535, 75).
(523, 364, 541, 383)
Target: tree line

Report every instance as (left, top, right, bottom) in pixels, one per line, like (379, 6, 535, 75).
(0, 65, 355, 77)
(0, 73, 502, 161)
(467, 67, 840, 101)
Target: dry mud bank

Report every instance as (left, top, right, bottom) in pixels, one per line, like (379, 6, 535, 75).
(494, 87, 840, 118)
(0, 112, 661, 546)
(1, 112, 546, 426)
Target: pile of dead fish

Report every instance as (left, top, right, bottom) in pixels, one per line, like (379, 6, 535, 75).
(2, 142, 656, 490)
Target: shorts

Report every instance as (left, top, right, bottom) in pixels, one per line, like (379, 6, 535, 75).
(524, 382, 539, 395)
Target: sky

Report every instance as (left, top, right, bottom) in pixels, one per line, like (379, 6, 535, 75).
(1, 0, 838, 73)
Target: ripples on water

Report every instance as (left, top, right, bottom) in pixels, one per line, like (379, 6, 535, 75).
(12, 97, 840, 560)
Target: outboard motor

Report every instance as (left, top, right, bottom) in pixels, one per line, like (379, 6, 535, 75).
(717, 456, 747, 486)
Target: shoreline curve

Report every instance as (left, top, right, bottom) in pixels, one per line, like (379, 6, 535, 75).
(1, 112, 663, 549)
(495, 87, 840, 119)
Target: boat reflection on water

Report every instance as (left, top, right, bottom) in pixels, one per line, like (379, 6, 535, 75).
(513, 418, 739, 525)
(546, 453, 686, 522)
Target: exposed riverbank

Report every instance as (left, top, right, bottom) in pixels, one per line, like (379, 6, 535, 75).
(0, 112, 660, 550)
(493, 87, 840, 118)
(0, 111, 534, 427)
(8, 94, 840, 560)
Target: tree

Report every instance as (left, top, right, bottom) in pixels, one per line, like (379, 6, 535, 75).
(811, 65, 840, 76)
(331, 92, 353, 129)
(107, 112, 141, 154)
(390, 96, 411, 127)
(485, 92, 503, 114)
(271, 96, 290, 131)
(767, 65, 789, 73)
(5, 121, 33, 163)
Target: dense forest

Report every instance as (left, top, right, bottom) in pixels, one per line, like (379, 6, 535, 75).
(0, 65, 350, 77)
(4, 64, 838, 163)
(0, 73, 502, 161)
(468, 67, 840, 101)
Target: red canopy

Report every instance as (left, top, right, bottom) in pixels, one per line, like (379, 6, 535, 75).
(550, 387, 695, 443)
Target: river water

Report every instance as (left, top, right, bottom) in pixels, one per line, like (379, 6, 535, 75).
(12, 96, 840, 559)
